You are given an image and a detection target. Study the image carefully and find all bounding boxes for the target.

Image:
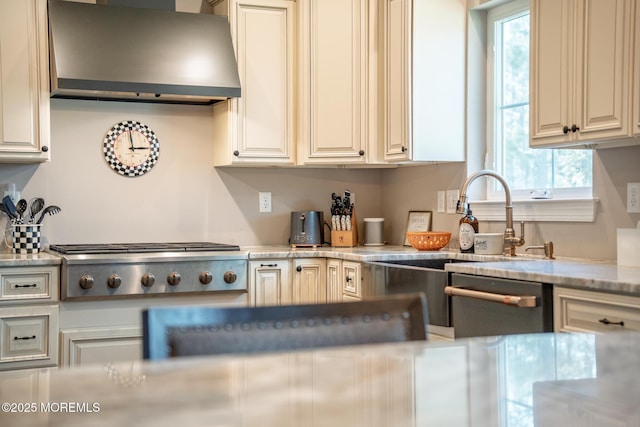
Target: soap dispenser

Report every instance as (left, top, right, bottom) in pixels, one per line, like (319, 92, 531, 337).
(459, 205, 479, 253)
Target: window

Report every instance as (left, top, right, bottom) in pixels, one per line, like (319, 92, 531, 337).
(486, 0, 592, 201)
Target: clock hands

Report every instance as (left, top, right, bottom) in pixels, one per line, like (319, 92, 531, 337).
(127, 130, 149, 150)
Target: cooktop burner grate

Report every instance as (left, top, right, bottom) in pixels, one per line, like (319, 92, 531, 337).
(49, 242, 241, 255)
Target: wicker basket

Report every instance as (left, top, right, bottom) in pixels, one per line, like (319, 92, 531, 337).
(406, 231, 451, 251)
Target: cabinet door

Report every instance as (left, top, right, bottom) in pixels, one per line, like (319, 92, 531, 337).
(292, 258, 327, 304)
(530, 0, 632, 147)
(574, 0, 631, 142)
(59, 327, 141, 368)
(326, 259, 342, 303)
(342, 261, 362, 300)
(383, 0, 466, 162)
(384, 0, 410, 160)
(213, 0, 295, 166)
(249, 260, 292, 306)
(0, 0, 50, 162)
(298, 0, 368, 165)
(530, 0, 574, 146)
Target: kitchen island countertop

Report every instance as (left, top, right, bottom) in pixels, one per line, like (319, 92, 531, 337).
(1, 331, 638, 427)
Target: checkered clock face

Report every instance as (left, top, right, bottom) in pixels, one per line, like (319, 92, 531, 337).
(103, 120, 159, 177)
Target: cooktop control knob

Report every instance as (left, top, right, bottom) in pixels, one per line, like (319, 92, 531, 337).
(199, 271, 213, 285)
(223, 271, 237, 284)
(79, 275, 94, 289)
(141, 273, 155, 287)
(167, 272, 181, 286)
(107, 274, 122, 289)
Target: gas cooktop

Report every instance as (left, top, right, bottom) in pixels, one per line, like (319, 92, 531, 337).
(49, 242, 241, 255)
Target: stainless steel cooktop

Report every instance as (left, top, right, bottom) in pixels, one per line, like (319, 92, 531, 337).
(49, 242, 241, 255)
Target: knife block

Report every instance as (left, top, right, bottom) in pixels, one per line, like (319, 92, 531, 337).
(331, 211, 358, 247)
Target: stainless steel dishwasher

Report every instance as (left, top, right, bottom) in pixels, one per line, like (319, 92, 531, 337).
(445, 273, 554, 338)
(367, 259, 455, 329)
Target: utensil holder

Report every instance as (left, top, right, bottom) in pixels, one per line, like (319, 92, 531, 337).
(9, 224, 42, 254)
(331, 210, 358, 248)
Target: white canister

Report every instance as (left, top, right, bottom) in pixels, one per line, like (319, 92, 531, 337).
(364, 218, 385, 246)
(473, 233, 503, 255)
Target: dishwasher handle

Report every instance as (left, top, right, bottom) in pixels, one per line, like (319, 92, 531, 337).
(444, 286, 537, 308)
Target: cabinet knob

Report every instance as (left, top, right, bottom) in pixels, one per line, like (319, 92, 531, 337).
(358, 150, 365, 156)
(296, 266, 302, 272)
(401, 146, 407, 152)
(233, 150, 240, 156)
(571, 124, 580, 133)
(345, 276, 352, 282)
(562, 125, 570, 134)
(41, 145, 49, 152)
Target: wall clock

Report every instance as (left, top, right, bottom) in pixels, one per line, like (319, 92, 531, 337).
(103, 120, 159, 177)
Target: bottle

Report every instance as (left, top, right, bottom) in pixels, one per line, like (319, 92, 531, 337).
(459, 206, 479, 253)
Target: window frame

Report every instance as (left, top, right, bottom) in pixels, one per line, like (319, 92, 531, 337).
(471, 0, 598, 222)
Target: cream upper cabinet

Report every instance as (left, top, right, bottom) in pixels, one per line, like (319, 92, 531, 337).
(530, 0, 634, 148)
(212, 0, 296, 166)
(297, 0, 378, 165)
(0, 0, 50, 163)
(292, 258, 327, 304)
(382, 0, 466, 163)
(633, 0, 640, 138)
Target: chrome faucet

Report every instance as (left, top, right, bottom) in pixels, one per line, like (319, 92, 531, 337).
(456, 169, 525, 256)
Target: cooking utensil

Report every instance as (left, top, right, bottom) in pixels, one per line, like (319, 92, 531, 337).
(28, 197, 44, 223)
(36, 205, 61, 224)
(2, 195, 18, 220)
(16, 199, 28, 219)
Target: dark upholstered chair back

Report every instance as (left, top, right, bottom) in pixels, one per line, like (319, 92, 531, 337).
(143, 293, 428, 360)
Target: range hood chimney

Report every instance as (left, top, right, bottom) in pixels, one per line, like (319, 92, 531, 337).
(48, 0, 241, 105)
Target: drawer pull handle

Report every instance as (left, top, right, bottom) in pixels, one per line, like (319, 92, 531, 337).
(260, 264, 277, 268)
(15, 284, 37, 288)
(444, 286, 537, 308)
(598, 318, 624, 327)
(14, 335, 36, 341)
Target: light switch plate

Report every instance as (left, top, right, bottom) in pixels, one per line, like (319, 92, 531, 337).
(437, 191, 445, 213)
(446, 190, 459, 214)
(628, 182, 640, 213)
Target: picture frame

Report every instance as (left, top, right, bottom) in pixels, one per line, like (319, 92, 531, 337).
(403, 211, 433, 246)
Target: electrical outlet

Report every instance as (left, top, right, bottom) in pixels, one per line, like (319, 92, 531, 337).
(259, 192, 272, 213)
(628, 182, 640, 213)
(437, 191, 446, 213)
(446, 190, 459, 214)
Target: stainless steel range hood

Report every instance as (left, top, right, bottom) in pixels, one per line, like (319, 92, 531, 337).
(48, 0, 241, 105)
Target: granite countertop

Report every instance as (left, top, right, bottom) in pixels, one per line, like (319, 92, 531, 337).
(1, 245, 638, 295)
(2, 331, 638, 426)
(243, 244, 640, 295)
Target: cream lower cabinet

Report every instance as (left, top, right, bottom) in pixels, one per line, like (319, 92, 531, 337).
(0, 0, 50, 162)
(297, 0, 378, 165)
(530, 0, 633, 148)
(292, 258, 327, 304)
(59, 326, 142, 368)
(212, 0, 296, 166)
(249, 260, 293, 306)
(633, 1, 640, 139)
(329, 260, 385, 302)
(553, 286, 640, 333)
(0, 265, 59, 370)
(382, 0, 466, 163)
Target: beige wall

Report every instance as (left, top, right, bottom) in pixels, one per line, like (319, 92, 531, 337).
(1, 99, 638, 261)
(382, 145, 640, 261)
(0, 99, 382, 248)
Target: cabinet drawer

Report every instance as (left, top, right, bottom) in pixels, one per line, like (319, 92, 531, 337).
(554, 287, 640, 333)
(342, 261, 361, 298)
(0, 266, 59, 302)
(0, 305, 58, 369)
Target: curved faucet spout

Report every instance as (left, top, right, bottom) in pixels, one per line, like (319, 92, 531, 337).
(456, 169, 524, 256)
